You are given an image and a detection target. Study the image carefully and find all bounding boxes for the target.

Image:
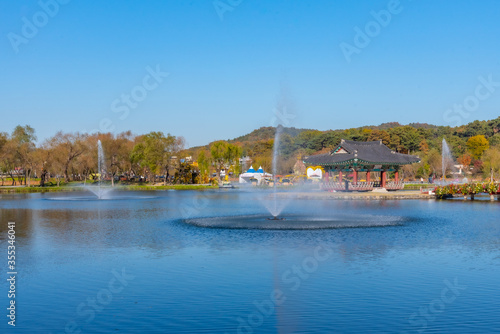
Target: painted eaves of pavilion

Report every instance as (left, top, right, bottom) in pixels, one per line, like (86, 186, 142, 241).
(303, 139, 420, 188)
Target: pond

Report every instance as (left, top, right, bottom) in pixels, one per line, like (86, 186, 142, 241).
(0, 190, 499, 333)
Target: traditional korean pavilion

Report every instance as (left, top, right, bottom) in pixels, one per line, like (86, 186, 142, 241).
(303, 139, 420, 189)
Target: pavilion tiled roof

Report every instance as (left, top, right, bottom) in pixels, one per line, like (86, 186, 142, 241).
(304, 139, 420, 166)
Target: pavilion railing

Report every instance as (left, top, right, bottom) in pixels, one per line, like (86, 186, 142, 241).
(321, 182, 345, 192)
(349, 182, 374, 192)
(321, 181, 374, 192)
(385, 181, 404, 190)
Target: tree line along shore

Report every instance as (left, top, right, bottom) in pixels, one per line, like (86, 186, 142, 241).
(1, 117, 499, 191)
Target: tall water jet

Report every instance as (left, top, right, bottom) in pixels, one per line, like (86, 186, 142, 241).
(270, 125, 283, 218)
(441, 138, 455, 184)
(85, 140, 111, 199)
(97, 140, 105, 198)
(261, 123, 291, 219)
(261, 85, 295, 219)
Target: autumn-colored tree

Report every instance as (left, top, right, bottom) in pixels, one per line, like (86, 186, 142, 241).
(472, 160, 484, 177)
(457, 153, 472, 169)
(466, 135, 489, 159)
(31, 144, 51, 186)
(253, 156, 272, 174)
(47, 132, 87, 182)
(360, 128, 372, 141)
(74, 136, 98, 184)
(99, 132, 135, 186)
(482, 147, 500, 182)
(367, 130, 391, 146)
(419, 140, 429, 154)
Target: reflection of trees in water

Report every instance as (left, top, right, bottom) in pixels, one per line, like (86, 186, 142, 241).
(0, 207, 183, 257)
(0, 208, 34, 239)
(0, 208, 40, 278)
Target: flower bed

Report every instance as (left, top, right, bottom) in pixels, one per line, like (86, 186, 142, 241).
(434, 182, 500, 198)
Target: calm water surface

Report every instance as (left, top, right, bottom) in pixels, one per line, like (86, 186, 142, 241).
(0, 190, 499, 333)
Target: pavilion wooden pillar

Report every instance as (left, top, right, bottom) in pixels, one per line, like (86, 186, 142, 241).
(381, 170, 387, 188)
(366, 171, 371, 183)
(395, 170, 399, 183)
(338, 170, 343, 183)
(353, 170, 358, 184)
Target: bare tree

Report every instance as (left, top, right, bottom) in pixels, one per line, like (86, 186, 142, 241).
(47, 132, 87, 183)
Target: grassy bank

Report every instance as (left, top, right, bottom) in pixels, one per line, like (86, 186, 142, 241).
(0, 186, 81, 193)
(117, 184, 216, 191)
(403, 183, 432, 190)
(0, 184, 217, 193)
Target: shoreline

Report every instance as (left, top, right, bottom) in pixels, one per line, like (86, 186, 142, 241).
(276, 190, 433, 200)
(0, 184, 217, 193)
(0, 185, 433, 200)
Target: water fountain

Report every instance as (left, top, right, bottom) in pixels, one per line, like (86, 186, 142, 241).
(184, 123, 406, 229)
(266, 125, 287, 219)
(441, 138, 458, 184)
(45, 140, 157, 201)
(85, 140, 112, 199)
(182, 97, 410, 230)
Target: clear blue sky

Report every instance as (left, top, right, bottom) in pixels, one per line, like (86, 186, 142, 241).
(1, 0, 500, 147)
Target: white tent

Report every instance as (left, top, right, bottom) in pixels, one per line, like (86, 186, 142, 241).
(239, 165, 272, 184)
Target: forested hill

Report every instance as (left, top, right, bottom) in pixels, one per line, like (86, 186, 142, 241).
(191, 117, 498, 153)
(230, 122, 441, 142)
(184, 117, 500, 177)
(229, 126, 313, 143)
